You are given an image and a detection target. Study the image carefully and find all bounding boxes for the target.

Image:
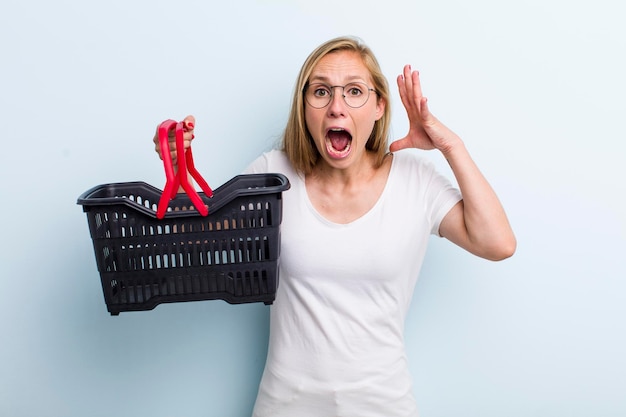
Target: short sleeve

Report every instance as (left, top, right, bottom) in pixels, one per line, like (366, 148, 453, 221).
(243, 153, 271, 174)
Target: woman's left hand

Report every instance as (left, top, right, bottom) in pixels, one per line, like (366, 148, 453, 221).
(389, 65, 461, 155)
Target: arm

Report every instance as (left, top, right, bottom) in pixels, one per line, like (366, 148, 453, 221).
(390, 66, 516, 261)
(437, 143, 516, 261)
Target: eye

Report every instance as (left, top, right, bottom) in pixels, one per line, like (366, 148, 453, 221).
(312, 84, 331, 97)
(346, 84, 364, 96)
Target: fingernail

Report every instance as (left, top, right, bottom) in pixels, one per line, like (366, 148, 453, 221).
(186, 122, 195, 129)
(192, 134, 195, 139)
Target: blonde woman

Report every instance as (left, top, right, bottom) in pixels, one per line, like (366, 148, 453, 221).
(155, 36, 515, 417)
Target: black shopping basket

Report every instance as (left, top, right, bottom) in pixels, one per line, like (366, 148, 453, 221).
(77, 174, 289, 315)
(77, 120, 290, 315)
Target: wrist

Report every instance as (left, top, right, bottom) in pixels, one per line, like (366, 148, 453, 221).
(439, 136, 465, 160)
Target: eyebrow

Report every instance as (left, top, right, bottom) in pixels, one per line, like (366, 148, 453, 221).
(308, 75, 368, 84)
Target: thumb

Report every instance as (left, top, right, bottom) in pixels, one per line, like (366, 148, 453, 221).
(183, 115, 196, 132)
(389, 137, 411, 153)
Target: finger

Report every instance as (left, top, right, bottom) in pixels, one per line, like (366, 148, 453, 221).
(397, 72, 414, 111)
(403, 65, 415, 105)
(389, 137, 411, 153)
(419, 97, 431, 121)
(154, 124, 174, 159)
(403, 65, 413, 88)
(182, 114, 196, 145)
(417, 97, 438, 130)
(153, 126, 161, 155)
(154, 142, 164, 160)
(183, 115, 195, 132)
(411, 70, 424, 103)
(397, 74, 407, 103)
(183, 115, 195, 131)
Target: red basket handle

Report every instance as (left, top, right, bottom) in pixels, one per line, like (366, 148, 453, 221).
(156, 120, 213, 219)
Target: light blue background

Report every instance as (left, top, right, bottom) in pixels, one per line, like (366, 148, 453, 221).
(1, 0, 624, 416)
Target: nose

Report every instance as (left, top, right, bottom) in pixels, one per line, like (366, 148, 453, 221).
(327, 86, 347, 116)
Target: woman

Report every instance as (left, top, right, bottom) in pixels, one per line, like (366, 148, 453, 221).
(155, 36, 515, 417)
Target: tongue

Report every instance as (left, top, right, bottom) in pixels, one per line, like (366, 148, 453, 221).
(328, 130, 351, 151)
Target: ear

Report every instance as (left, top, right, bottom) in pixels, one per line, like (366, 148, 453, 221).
(375, 96, 386, 121)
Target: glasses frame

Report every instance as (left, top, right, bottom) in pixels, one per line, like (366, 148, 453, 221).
(304, 82, 377, 109)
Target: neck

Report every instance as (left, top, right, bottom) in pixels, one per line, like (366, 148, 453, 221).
(311, 152, 379, 185)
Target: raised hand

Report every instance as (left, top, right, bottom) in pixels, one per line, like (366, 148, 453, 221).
(389, 66, 461, 155)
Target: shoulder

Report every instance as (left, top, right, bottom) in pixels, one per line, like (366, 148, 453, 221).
(244, 150, 298, 178)
(389, 150, 462, 235)
(390, 150, 441, 180)
(388, 150, 460, 201)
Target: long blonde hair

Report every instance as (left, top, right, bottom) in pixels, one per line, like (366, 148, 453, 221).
(282, 36, 391, 175)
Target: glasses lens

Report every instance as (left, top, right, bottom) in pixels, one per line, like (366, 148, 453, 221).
(305, 84, 332, 108)
(305, 83, 372, 108)
(343, 83, 369, 108)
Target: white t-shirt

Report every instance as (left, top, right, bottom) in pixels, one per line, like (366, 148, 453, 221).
(245, 150, 462, 417)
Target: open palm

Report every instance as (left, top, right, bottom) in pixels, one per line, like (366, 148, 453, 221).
(389, 66, 460, 155)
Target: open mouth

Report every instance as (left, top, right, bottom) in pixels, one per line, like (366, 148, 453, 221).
(326, 128, 352, 158)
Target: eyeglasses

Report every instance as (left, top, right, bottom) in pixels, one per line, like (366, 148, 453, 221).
(304, 82, 376, 109)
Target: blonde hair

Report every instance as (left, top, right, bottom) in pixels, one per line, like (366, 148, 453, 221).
(282, 36, 391, 175)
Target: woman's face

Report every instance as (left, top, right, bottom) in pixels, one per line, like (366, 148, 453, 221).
(304, 50, 385, 172)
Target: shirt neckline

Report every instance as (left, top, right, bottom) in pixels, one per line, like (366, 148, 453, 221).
(300, 153, 397, 227)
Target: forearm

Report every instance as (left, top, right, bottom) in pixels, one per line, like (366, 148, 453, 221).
(441, 141, 516, 260)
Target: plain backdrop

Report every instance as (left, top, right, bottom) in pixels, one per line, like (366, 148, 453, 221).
(1, 0, 624, 416)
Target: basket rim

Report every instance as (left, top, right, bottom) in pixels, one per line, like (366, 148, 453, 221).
(77, 173, 290, 219)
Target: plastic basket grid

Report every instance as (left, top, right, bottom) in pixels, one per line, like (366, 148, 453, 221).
(78, 174, 289, 315)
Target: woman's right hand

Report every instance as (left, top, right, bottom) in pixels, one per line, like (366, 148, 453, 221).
(153, 115, 196, 165)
